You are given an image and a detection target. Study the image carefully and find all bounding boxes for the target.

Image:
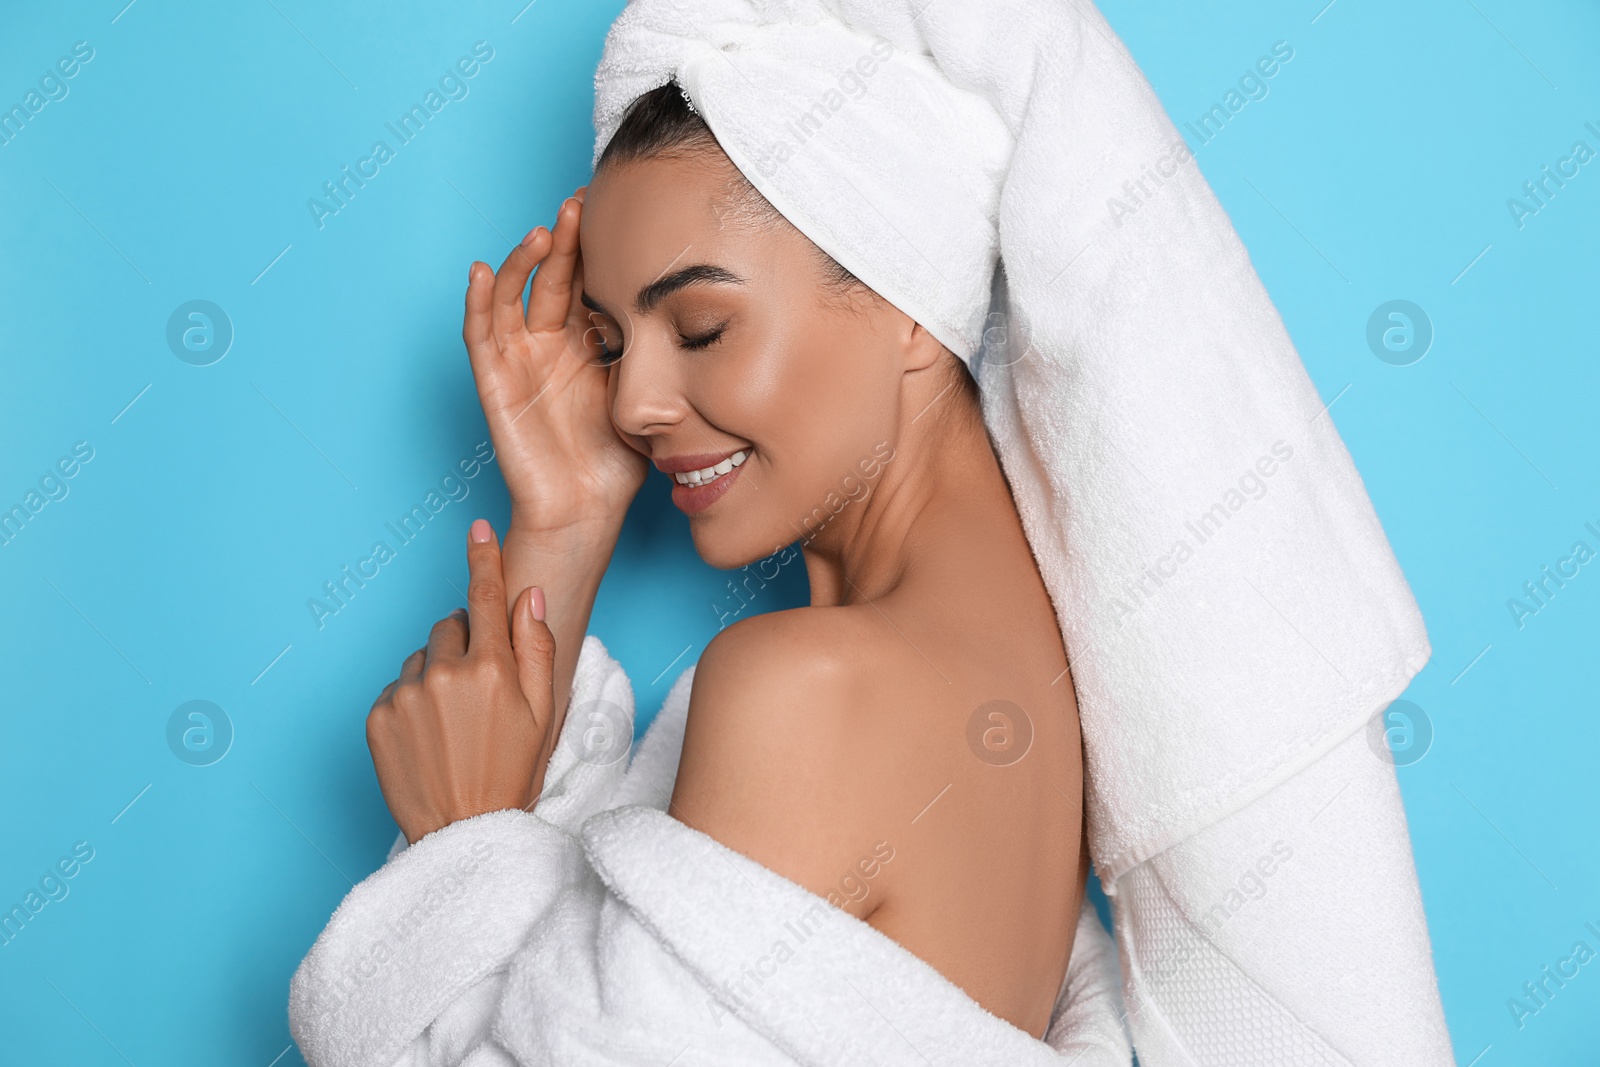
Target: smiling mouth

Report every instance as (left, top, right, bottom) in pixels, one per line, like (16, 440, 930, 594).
(671, 449, 750, 488)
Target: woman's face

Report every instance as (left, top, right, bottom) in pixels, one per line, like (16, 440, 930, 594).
(578, 151, 935, 569)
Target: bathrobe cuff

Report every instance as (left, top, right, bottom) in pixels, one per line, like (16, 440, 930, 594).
(289, 808, 589, 1067)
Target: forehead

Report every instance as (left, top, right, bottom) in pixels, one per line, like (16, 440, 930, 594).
(579, 154, 772, 303)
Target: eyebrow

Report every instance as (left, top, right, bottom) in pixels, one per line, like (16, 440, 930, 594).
(580, 263, 745, 318)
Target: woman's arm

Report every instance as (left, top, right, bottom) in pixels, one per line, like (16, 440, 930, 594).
(499, 519, 622, 746)
(461, 188, 648, 724)
(358, 188, 645, 839)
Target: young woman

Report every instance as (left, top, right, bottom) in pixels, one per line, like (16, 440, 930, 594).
(300, 2, 1455, 1062)
(363, 82, 1088, 1041)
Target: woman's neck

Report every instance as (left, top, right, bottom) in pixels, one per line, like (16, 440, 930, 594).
(799, 390, 1013, 607)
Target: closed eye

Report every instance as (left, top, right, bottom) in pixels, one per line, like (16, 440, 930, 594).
(680, 326, 725, 351)
(596, 324, 726, 366)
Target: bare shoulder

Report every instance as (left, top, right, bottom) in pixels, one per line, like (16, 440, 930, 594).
(684, 605, 882, 716)
(669, 606, 900, 917)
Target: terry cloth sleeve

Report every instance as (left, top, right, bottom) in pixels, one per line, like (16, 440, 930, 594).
(287, 635, 640, 1067)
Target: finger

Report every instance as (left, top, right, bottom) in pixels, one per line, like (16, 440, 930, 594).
(374, 679, 398, 706)
(399, 648, 425, 684)
(568, 252, 614, 366)
(463, 260, 495, 355)
(465, 518, 512, 660)
(511, 585, 556, 720)
(491, 226, 549, 340)
(426, 610, 467, 669)
(566, 243, 588, 328)
(527, 197, 582, 334)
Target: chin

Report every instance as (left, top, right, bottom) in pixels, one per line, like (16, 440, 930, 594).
(689, 526, 755, 571)
(688, 517, 782, 572)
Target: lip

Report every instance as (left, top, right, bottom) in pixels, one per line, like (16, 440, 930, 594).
(654, 450, 746, 475)
(664, 449, 751, 515)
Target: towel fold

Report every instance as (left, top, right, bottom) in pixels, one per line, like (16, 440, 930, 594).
(1107, 723, 1454, 1064)
(289, 636, 1135, 1065)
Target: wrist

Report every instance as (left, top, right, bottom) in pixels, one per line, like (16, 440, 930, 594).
(506, 511, 623, 552)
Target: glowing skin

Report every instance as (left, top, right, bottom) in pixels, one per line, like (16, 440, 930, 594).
(368, 153, 1087, 1040)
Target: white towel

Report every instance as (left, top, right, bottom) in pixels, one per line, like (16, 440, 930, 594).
(289, 636, 1135, 1065)
(587, 0, 1453, 1061)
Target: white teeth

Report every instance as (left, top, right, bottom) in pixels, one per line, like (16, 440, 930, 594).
(674, 449, 748, 486)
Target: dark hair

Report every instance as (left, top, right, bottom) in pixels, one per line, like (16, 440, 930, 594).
(598, 81, 862, 295)
(597, 81, 720, 169)
(597, 81, 978, 402)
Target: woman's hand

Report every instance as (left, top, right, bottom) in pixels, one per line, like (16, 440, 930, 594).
(366, 519, 556, 845)
(464, 189, 648, 535)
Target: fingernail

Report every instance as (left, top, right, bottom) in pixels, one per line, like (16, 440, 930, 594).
(470, 518, 492, 543)
(530, 586, 546, 623)
(521, 226, 540, 246)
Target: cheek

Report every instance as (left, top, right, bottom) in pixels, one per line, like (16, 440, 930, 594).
(744, 317, 860, 432)
(739, 319, 891, 498)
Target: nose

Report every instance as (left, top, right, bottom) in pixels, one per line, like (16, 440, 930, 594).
(608, 333, 686, 440)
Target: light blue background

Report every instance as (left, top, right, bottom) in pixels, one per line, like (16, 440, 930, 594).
(0, 1, 1594, 1063)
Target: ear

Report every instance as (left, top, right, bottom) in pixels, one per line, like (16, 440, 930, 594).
(900, 318, 949, 375)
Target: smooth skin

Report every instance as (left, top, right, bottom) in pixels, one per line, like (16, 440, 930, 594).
(366, 153, 1088, 1041)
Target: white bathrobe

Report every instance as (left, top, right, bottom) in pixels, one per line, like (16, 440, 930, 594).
(288, 635, 1136, 1066)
